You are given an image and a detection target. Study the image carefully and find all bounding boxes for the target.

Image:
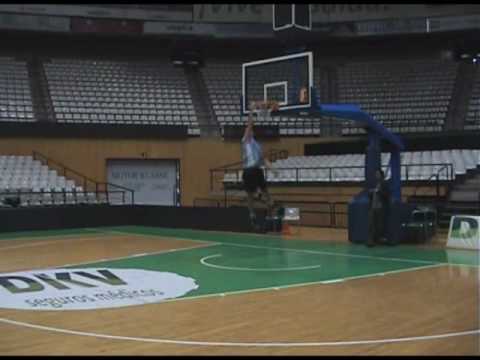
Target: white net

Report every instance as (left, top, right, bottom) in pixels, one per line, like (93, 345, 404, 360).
(255, 107, 272, 123)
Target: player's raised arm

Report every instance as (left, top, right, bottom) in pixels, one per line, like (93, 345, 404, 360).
(243, 102, 256, 141)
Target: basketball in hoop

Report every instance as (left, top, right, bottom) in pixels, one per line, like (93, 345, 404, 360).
(299, 86, 308, 104)
(269, 101, 280, 112)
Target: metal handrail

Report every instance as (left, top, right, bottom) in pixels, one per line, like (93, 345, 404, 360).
(212, 162, 455, 189)
(218, 117, 445, 136)
(218, 195, 350, 228)
(32, 150, 135, 203)
(32, 151, 99, 190)
(412, 164, 454, 199)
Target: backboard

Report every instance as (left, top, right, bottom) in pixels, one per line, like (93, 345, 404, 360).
(242, 51, 313, 115)
(273, 4, 312, 31)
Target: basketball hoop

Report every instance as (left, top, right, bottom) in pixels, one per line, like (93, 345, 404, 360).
(270, 101, 280, 112)
(256, 105, 272, 123)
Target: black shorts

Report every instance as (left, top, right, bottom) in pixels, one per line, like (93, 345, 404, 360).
(242, 167, 267, 193)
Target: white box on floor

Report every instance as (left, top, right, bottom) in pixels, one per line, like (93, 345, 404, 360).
(447, 215, 480, 250)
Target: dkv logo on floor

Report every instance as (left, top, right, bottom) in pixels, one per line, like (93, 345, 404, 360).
(0, 268, 199, 310)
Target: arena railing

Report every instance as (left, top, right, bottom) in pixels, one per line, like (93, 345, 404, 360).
(32, 151, 135, 204)
(210, 162, 455, 193)
(218, 117, 445, 137)
(411, 163, 454, 200)
(0, 189, 132, 207)
(219, 196, 349, 228)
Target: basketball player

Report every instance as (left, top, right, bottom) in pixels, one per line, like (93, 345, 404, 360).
(241, 101, 277, 230)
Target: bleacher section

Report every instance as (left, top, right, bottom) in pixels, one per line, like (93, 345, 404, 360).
(337, 59, 457, 134)
(0, 57, 35, 123)
(0, 155, 106, 206)
(0, 53, 477, 138)
(223, 149, 478, 184)
(465, 67, 480, 130)
(201, 60, 329, 135)
(43, 58, 200, 135)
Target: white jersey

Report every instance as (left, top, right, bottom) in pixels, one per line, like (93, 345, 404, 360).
(241, 136, 264, 169)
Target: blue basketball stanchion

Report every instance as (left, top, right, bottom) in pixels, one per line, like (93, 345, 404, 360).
(240, 49, 416, 243)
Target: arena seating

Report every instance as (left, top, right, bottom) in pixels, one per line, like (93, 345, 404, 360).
(43, 58, 200, 135)
(201, 57, 460, 136)
(0, 155, 107, 207)
(337, 59, 457, 134)
(0, 57, 35, 123)
(464, 68, 480, 130)
(223, 149, 478, 184)
(0, 53, 472, 139)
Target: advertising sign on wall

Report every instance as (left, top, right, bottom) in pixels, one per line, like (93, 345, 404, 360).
(0, 13, 70, 32)
(107, 159, 179, 206)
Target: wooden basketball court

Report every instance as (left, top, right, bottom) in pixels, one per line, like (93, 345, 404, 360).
(0, 226, 478, 355)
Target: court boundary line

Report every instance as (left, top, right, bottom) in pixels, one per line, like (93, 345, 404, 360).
(99, 228, 480, 268)
(3, 226, 477, 268)
(60, 247, 450, 305)
(3, 227, 472, 304)
(0, 232, 116, 248)
(0, 229, 104, 242)
(0, 316, 478, 348)
(0, 238, 219, 274)
(0, 229, 455, 307)
(0, 234, 134, 252)
(1, 229, 478, 349)
(60, 242, 220, 268)
(159, 263, 445, 304)
(47, 237, 455, 307)
(1, 231, 453, 307)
